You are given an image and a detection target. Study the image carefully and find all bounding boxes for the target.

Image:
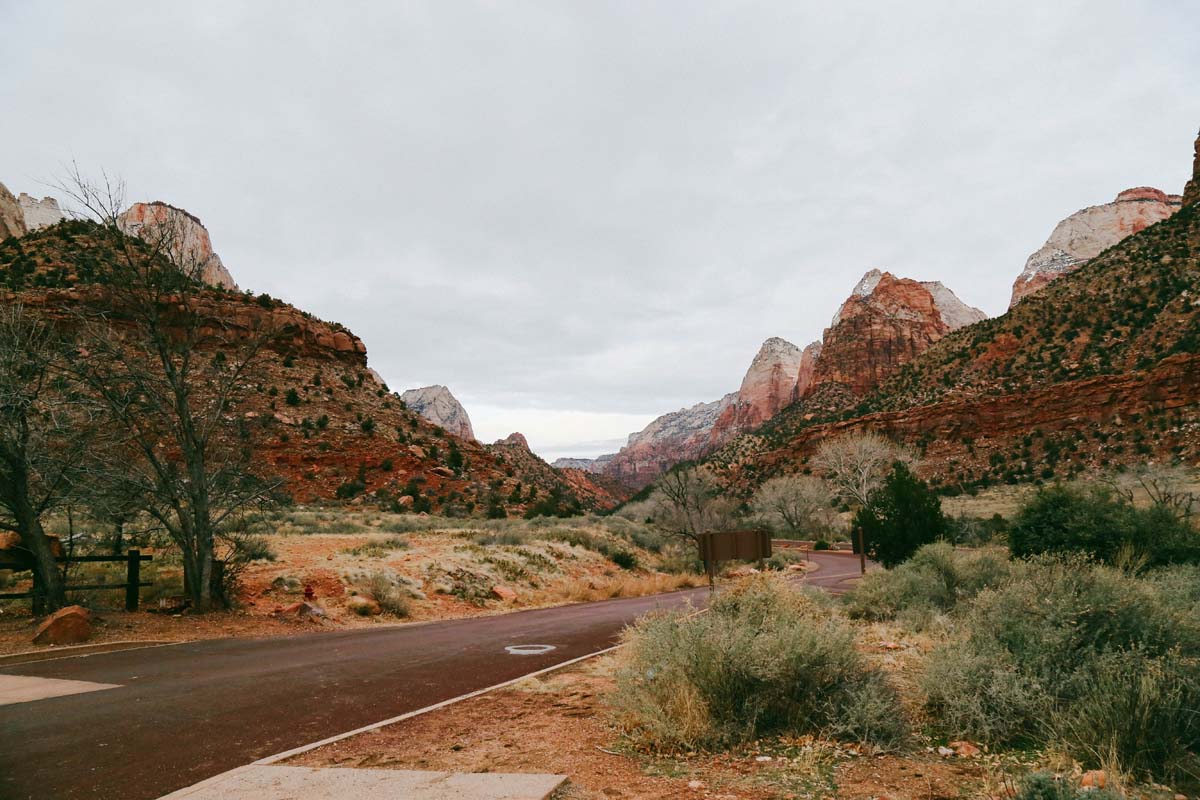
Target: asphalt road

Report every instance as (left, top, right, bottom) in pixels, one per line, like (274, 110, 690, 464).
(0, 551, 862, 800)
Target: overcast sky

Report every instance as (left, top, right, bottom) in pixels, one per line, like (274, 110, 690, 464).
(3, 2, 1198, 459)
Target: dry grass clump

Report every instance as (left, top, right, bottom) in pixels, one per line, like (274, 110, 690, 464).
(531, 572, 704, 605)
(344, 567, 424, 617)
(608, 575, 906, 752)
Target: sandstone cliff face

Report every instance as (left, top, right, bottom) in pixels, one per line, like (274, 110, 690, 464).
(804, 270, 984, 400)
(17, 194, 66, 230)
(1184, 129, 1200, 208)
(599, 394, 735, 487)
(709, 337, 804, 449)
(1010, 187, 1182, 307)
(495, 432, 530, 449)
(792, 341, 822, 400)
(0, 182, 26, 240)
(118, 202, 238, 290)
(400, 385, 475, 440)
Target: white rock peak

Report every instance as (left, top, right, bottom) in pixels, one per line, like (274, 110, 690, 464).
(400, 385, 475, 441)
(17, 194, 66, 231)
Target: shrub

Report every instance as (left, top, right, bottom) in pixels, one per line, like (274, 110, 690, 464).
(1010, 484, 1200, 566)
(284, 388, 301, 406)
(844, 542, 1012, 622)
(854, 462, 948, 567)
(922, 557, 1200, 785)
(346, 568, 422, 617)
(608, 576, 906, 751)
(1011, 772, 1121, 800)
(609, 549, 638, 570)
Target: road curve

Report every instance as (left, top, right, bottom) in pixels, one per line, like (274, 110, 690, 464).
(0, 551, 862, 800)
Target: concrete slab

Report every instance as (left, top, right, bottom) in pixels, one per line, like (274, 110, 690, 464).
(159, 765, 567, 800)
(0, 674, 121, 706)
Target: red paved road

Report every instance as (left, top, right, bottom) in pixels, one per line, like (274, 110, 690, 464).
(0, 551, 862, 800)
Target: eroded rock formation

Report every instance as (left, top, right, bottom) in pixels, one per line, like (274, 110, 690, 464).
(0, 182, 26, 240)
(709, 338, 804, 449)
(118, 201, 238, 290)
(792, 341, 822, 400)
(804, 270, 985, 399)
(1010, 187, 1182, 307)
(17, 193, 66, 230)
(1184, 129, 1200, 208)
(598, 394, 735, 487)
(400, 385, 475, 440)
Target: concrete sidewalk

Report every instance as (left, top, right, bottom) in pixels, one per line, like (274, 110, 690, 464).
(159, 765, 567, 799)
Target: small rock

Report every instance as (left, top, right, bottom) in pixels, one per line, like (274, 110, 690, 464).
(276, 601, 326, 619)
(754, 755, 773, 762)
(1080, 770, 1106, 789)
(937, 746, 955, 757)
(491, 585, 518, 602)
(948, 740, 980, 757)
(32, 605, 92, 645)
(877, 641, 903, 651)
(686, 780, 706, 791)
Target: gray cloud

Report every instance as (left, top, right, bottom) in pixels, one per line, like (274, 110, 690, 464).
(2, 1, 1198, 454)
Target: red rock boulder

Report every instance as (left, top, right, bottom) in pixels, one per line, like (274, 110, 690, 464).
(32, 605, 92, 645)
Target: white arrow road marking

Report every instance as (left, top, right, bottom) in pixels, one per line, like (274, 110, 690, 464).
(0, 674, 121, 706)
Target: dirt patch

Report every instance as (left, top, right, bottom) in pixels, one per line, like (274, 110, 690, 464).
(288, 656, 1012, 799)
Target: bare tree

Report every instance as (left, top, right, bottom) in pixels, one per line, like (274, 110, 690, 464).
(0, 306, 98, 611)
(59, 169, 282, 611)
(1107, 465, 1198, 522)
(812, 432, 913, 573)
(651, 466, 738, 547)
(811, 432, 912, 508)
(751, 474, 838, 539)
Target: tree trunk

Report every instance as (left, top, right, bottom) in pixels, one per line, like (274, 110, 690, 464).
(20, 511, 66, 613)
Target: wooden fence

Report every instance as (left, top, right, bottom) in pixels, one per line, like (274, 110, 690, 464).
(0, 549, 152, 612)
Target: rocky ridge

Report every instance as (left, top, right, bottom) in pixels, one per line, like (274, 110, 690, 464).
(1010, 187, 1182, 307)
(570, 271, 984, 488)
(117, 201, 238, 290)
(400, 385, 475, 441)
(0, 220, 619, 514)
(18, 193, 66, 230)
(718, 127, 1200, 494)
(0, 182, 25, 240)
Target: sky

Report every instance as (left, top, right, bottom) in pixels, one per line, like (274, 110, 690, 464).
(2, 2, 1198, 460)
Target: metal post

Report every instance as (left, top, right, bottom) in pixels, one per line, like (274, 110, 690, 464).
(125, 549, 140, 611)
(857, 528, 866, 575)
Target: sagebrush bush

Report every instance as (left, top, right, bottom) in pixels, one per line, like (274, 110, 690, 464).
(922, 557, 1200, 786)
(844, 542, 1012, 623)
(608, 576, 906, 751)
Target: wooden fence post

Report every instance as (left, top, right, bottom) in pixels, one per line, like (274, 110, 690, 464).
(125, 549, 141, 612)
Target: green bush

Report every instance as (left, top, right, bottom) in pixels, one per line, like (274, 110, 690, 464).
(1010, 484, 1200, 566)
(844, 542, 1012, 623)
(1011, 772, 1121, 800)
(854, 462, 948, 567)
(608, 549, 638, 570)
(608, 576, 906, 751)
(922, 557, 1200, 785)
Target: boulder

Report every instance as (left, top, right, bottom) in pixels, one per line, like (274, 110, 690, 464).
(1080, 770, 1106, 789)
(275, 601, 326, 619)
(948, 740, 980, 758)
(491, 585, 518, 602)
(32, 605, 92, 645)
